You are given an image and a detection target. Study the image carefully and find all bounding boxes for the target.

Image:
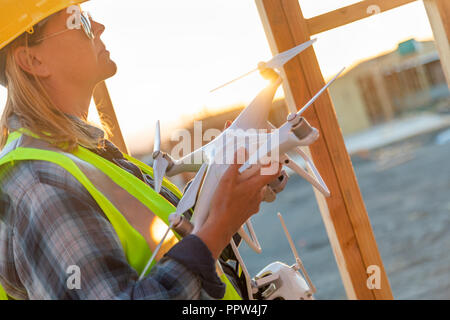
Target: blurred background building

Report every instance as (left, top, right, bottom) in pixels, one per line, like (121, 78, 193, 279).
(330, 38, 449, 135)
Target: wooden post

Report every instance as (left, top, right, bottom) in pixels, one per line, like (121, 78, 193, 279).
(255, 0, 393, 299)
(423, 0, 450, 87)
(93, 81, 130, 155)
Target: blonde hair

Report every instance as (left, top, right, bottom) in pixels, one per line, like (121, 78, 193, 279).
(0, 21, 112, 152)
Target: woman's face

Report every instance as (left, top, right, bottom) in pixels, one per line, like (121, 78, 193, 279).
(27, 6, 117, 89)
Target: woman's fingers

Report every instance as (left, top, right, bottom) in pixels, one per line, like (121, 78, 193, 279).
(220, 149, 281, 206)
(221, 148, 248, 184)
(224, 120, 232, 130)
(242, 162, 282, 190)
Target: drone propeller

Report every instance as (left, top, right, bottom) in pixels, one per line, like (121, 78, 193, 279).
(265, 38, 317, 70)
(210, 38, 317, 92)
(296, 67, 345, 117)
(138, 163, 208, 281)
(152, 120, 169, 193)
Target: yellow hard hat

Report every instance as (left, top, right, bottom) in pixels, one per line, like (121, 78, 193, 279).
(0, 0, 88, 86)
(0, 0, 88, 51)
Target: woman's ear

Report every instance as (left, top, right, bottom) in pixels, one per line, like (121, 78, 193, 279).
(13, 46, 50, 78)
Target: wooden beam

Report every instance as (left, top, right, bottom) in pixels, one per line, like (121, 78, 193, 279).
(306, 0, 417, 35)
(423, 0, 450, 87)
(93, 81, 130, 155)
(255, 0, 393, 299)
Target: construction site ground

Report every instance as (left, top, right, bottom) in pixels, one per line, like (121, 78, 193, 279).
(240, 121, 450, 299)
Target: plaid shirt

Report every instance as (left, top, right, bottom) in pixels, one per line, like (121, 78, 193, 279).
(0, 114, 226, 300)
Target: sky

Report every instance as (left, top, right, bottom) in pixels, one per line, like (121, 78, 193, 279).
(0, 0, 435, 154)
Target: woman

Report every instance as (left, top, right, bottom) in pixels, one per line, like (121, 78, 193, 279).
(0, 1, 280, 299)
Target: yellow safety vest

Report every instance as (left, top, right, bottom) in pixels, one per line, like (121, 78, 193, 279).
(0, 129, 242, 300)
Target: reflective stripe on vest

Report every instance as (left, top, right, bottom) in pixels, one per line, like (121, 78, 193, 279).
(0, 130, 242, 300)
(0, 285, 7, 300)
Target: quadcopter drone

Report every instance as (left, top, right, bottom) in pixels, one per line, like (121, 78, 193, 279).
(139, 38, 345, 300)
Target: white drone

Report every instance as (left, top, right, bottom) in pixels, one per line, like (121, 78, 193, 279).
(139, 38, 345, 300)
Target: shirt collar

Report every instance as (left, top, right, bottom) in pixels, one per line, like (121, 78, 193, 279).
(64, 113, 105, 141)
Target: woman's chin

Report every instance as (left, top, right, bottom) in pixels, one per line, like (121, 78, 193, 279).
(100, 59, 118, 80)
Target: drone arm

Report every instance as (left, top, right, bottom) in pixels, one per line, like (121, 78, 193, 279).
(166, 160, 203, 177)
(164, 146, 209, 176)
(281, 150, 330, 197)
(264, 121, 330, 197)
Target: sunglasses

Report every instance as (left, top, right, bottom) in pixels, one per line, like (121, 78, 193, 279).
(32, 11, 95, 43)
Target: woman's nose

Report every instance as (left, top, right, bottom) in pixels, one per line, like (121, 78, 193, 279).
(92, 20, 105, 37)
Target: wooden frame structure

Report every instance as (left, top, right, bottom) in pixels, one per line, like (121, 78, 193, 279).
(93, 0, 450, 299)
(93, 81, 129, 154)
(423, 0, 450, 85)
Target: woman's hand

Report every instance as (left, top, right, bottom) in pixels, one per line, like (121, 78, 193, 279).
(194, 150, 282, 259)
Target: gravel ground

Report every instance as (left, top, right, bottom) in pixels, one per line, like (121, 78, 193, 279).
(239, 128, 450, 300)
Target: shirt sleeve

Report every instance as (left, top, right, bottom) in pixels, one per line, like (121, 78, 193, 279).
(11, 179, 222, 300)
(165, 235, 226, 298)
